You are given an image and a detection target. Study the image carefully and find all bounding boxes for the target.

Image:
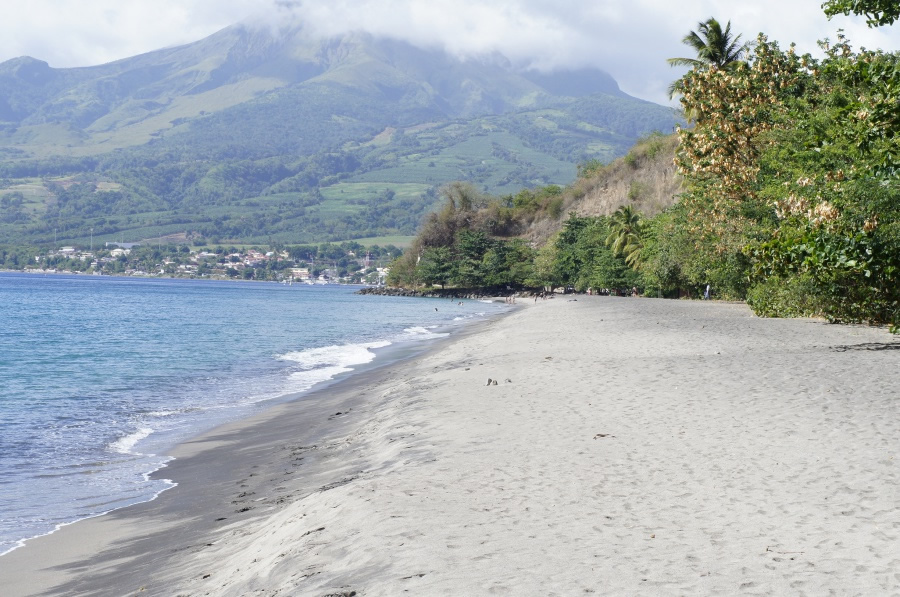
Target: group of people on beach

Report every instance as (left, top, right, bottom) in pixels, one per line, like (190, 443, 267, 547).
(533, 291, 556, 302)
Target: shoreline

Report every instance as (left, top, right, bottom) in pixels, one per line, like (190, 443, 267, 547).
(0, 276, 510, 561)
(2, 297, 898, 595)
(0, 300, 513, 596)
(0, 296, 510, 569)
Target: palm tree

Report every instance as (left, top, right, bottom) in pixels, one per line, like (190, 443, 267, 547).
(622, 227, 648, 268)
(605, 205, 644, 263)
(667, 17, 749, 98)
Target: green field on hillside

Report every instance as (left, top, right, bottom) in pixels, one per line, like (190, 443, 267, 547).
(0, 26, 678, 247)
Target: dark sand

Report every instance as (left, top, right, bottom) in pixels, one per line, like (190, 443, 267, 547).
(0, 318, 487, 597)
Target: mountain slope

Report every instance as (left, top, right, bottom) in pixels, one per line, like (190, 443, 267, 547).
(0, 23, 679, 247)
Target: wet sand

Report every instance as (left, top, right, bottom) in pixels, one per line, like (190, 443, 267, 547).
(1, 297, 898, 596)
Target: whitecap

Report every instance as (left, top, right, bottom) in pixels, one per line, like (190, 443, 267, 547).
(109, 427, 153, 455)
(276, 340, 395, 394)
(402, 326, 450, 340)
(279, 340, 390, 370)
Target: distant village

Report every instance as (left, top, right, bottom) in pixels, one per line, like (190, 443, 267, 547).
(20, 241, 401, 285)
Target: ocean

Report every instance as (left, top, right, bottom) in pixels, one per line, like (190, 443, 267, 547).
(0, 273, 505, 554)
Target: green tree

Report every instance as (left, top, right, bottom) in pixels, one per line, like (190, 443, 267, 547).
(605, 205, 644, 260)
(667, 17, 749, 69)
(385, 251, 419, 287)
(667, 18, 750, 97)
(553, 215, 594, 286)
(481, 239, 535, 288)
(742, 35, 900, 328)
(822, 0, 900, 26)
(417, 247, 455, 289)
(452, 230, 494, 288)
(588, 247, 641, 292)
(527, 235, 562, 291)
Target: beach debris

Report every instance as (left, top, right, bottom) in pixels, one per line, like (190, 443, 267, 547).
(319, 476, 358, 492)
(544, 356, 553, 360)
(465, 367, 470, 370)
(486, 378, 493, 385)
(505, 378, 512, 383)
(593, 433, 615, 439)
(215, 517, 227, 521)
(765, 546, 805, 555)
(302, 526, 326, 537)
(492, 379, 498, 385)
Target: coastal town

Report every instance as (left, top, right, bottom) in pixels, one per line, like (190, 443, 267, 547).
(17, 242, 400, 285)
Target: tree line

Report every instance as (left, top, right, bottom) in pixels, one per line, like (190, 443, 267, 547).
(389, 2, 899, 331)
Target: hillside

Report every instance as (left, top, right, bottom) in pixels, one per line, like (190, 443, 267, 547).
(522, 133, 682, 245)
(0, 23, 678, 247)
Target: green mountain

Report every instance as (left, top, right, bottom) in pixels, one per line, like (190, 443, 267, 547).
(0, 23, 678, 247)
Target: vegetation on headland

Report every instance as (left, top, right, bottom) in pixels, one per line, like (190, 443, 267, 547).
(385, 177, 670, 297)
(389, 5, 900, 332)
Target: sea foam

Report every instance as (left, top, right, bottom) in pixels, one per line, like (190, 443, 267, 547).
(109, 427, 154, 455)
(278, 341, 391, 393)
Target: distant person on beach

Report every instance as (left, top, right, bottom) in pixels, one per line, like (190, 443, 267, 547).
(704, 284, 711, 300)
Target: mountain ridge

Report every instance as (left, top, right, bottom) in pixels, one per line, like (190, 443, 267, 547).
(0, 23, 679, 247)
(0, 23, 640, 156)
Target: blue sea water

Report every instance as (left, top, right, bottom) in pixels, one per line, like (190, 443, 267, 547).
(0, 273, 505, 554)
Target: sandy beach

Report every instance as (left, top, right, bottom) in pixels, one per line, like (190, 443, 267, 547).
(1, 296, 898, 596)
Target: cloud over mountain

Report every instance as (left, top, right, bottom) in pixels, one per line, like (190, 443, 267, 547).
(1, 0, 898, 104)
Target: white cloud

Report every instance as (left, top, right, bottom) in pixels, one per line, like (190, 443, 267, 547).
(1, 0, 898, 105)
(0, 1, 265, 67)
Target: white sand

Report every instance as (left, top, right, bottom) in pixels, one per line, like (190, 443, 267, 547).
(164, 297, 900, 596)
(2, 296, 898, 596)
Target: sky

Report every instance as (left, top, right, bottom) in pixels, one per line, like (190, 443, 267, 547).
(1, 0, 898, 105)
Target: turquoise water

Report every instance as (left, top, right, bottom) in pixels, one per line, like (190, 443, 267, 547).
(0, 273, 504, 554)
